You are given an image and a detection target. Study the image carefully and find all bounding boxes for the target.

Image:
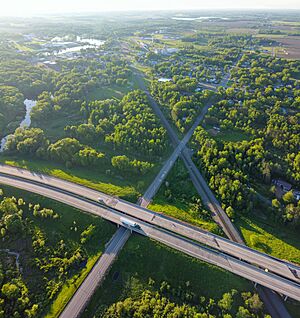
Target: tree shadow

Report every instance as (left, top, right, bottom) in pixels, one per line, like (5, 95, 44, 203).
(254, 242, 272, 254)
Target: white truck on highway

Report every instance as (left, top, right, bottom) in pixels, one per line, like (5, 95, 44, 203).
(120, 217, 140, 229)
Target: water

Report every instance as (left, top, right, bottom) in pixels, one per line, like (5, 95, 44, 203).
(77, 37, 105, 46)
(20, 99, 36, 128)
(0, 99, 36, 152)
(172, 16, 229, 21)
(54, 37, 105, 56)
(158, 78, 172, 82)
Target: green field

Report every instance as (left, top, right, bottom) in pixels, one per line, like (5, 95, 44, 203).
(149, 198, 220, 233)
(0, 185, 116, 318)
(149, 159, 221, 234)
(236, 215, 300, 265)
(82, 234, 253, 317)
(87, 76, 140, 101)
(209, 128, 252, 143)
(0, 155, 165, 202)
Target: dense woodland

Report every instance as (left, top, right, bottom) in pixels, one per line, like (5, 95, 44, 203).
(4, 90, 167, 175)
(151, 78, 213, 132)
(193, 53, 300, 226)
(0, 86, 24, 138)
(101, 283, 267, 318)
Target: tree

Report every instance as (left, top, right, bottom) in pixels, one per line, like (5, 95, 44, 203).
(218, 292, 233, 311)
(111, 155, 131, 172)
(282, 191, 295, 204)
(1, 283, 20, 300)
(226, 206, 235, 219)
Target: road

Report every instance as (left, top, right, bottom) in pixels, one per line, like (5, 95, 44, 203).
(1, 173, 300, 303)
(134, 63, 244, 242)
(140, 99, 214, 206)
(0, 57, 291, 316)
(2, 165, 300, 284)
(133, 59, 292, 316)
(59, 227, 130, 318)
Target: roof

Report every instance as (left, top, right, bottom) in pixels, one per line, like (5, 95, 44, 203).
(273, 179, 292, 190)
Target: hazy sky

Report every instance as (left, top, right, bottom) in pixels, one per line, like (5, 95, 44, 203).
(1, 0, 300, 16)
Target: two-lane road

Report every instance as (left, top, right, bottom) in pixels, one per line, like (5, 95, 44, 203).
(59, 227, 130, 318)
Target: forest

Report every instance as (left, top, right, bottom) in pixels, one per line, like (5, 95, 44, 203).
(191, 53, 300, 227)
(0, 187, 115, 318)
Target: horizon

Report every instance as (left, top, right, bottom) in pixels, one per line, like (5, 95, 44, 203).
(1, 0, 300, 17)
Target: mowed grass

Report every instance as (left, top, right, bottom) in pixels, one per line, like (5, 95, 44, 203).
(88, 85, 126, 100)
(214, 129, 251, 142)
(82, 234, 253, 318)
(149, 198, 220, 234)
(0, 156, 142, 201)
(0, 185, 116, 318)
(149, 160, 221, 234)
(236, 215, 300, 264)
(87, 75, 141, 101)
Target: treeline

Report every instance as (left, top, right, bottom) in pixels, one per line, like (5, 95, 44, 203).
(0, 85, 24, 137)
(4, 127, 155, 176)
(102, 280, 267, 318)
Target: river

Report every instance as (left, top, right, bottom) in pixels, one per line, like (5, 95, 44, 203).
(0, 99, 36, 152)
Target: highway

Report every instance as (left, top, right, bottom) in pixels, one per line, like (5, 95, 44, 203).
(1, 165, 300, 284)
(1, 172, 300, 303)
(140, 100, 214, 206)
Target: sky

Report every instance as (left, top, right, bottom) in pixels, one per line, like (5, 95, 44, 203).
(1, 0, 300, 16)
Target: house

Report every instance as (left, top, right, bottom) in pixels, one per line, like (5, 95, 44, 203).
(272, 179, 292, 192)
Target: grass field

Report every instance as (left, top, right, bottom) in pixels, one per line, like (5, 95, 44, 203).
(149, 160, 222, 234)
(236, 215, 300, 264)
(87, 75, 140, 101)
(149, 196, 220, 234)
(207, 127, 252, 142)
(0, 156, 142, 201)
(0, 185, 116, 318)
(36, 111, 83, 141)
(82, 234, 253, 317)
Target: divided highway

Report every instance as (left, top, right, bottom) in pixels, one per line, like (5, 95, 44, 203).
(1, 165, 300, 284)
(1, 168, 300, 304)
(135, 68, 243, 241)
(1, 172, 300, 303)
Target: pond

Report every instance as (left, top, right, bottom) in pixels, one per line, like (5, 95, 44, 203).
(54, 37, 105, 56)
